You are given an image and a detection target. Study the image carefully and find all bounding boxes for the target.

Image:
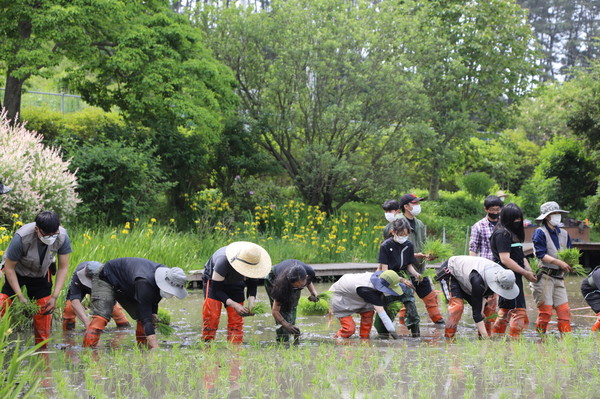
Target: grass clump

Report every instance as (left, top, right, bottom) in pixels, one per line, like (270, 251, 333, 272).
(558, 248, 586, 275)
(422, 240, 453, 261)
(156, 308, 174, 336)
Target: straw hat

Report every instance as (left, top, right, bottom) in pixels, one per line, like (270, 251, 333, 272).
(535, 201, 569, 222)
(155, 267, 188, 299)
(484, 267, 519, 300)
(370, 270, 404, 296)
(225, 241, 272, 279)
(76, 261, 104, 288)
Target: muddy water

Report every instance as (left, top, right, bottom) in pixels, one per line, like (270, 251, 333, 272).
(51, 276, 597, 348)
(32, 276, 600, 398)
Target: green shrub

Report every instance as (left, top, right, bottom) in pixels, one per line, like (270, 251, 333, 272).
(517, 176, 559, 219)
(460, 172, 495, 199)
(585, 189, 600, 226)
(69, 139, 173, 224)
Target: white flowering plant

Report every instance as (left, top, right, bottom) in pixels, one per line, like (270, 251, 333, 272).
(0, 112, 80, 223)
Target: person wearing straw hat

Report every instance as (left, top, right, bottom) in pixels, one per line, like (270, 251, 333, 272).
(329, 270, 409, 339)
(580, 265, 600, 332)
(61, 261, 130, 331)
(531, 201, 574, 334)
(441, 256, 519, 338)
(202, 241, 271, 343)
(82, 257, 188, 349)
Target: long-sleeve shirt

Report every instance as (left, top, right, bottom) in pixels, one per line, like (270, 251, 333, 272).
(469, 217, 496, 260)
(101, 257, 163, 336)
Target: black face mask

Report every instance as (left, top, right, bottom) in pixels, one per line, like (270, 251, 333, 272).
(487, 213, 499, 220)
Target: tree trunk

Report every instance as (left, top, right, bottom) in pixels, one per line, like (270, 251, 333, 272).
(3, 72, 26, 123)
(428, 162, 440, 200)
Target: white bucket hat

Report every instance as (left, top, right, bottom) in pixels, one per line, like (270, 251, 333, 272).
(535, 201, 569, 222)
(155, 267, 188, 299)
(225, 241, 272, 279)
(484, 267, 520, 300)
(76, 261, 104, 288)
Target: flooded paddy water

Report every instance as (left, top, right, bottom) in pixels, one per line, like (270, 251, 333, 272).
(25, 277, 600, 398)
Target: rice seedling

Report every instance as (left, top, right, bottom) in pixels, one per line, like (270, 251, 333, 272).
(297, 297, 329, 316)
(8, 289, 40, 332)
(156, 308, 174, 336)
(317, 290, 333, 302)
(250, 301, 268, 315)
(422, 239, 453, 261)
(528, 256, 541, 273)
(557, 248, 586, 275)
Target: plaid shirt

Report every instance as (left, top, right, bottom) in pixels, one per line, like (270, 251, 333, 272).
(469, 217, 496, 260)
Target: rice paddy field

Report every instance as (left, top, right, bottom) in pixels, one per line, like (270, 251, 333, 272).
(2, 210, 599, 398)
(8, 277, 599, 399)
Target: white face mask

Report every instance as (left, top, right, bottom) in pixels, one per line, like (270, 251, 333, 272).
(160, 289, 174, 299)
(384, 212, 397, 222)
(409, 204, 421, 216)
(393, 235, 408, 244)
(549, 214, 562, 227)
(39, 235, 57, 246)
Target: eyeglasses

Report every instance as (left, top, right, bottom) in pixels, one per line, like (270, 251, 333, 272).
(39, 230, 59, 240)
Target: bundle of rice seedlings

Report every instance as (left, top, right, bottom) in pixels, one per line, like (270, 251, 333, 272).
(297, 297, 329, 316)
(10, 297, 39, 332)
(250, 301, 268, 315)
(558, 248, 586, 276)
(156, 308, 174, 336)
(317, 291, 333, 302)
(422, 240, 453, 261)
(528, 257, 541, 274)
(386, 299, 403, 315)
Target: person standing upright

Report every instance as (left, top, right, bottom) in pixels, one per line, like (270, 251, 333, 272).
(469, 195, 503, 260)
(396, 193, 444, 324)
(490, 203, 537, 337)
(1, 211, 71, 347)
(531, 201, 573, 334)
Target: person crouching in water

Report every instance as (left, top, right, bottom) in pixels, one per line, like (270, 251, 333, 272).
(202, 241, 271, 343)
(62, 261, 130, 331)
(490, 203, 537, 337)
(377, 218, 422, 337)
(330, 270, 408, 340)
(264, 260, 319, 342)
(441, 256, 519, 338)
(581, 265, 600, 332)
(82, 257, 188, 349)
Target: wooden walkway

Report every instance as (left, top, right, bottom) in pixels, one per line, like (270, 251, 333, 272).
(186, 241, 600, 288)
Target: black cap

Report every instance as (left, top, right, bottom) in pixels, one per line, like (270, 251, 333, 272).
(399, 193, 426, 208)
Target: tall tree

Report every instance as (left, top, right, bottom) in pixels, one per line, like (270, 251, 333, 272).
(199, 0, 426, 212)
(396, 0, 539, 199)
(518, 0, 600, 81)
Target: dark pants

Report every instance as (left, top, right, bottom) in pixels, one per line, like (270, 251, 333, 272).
(411, 275, 434, 299)
(264, 274, 302, 342)
(1, 273, 52, 300)
(374, 289, 419, 334)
